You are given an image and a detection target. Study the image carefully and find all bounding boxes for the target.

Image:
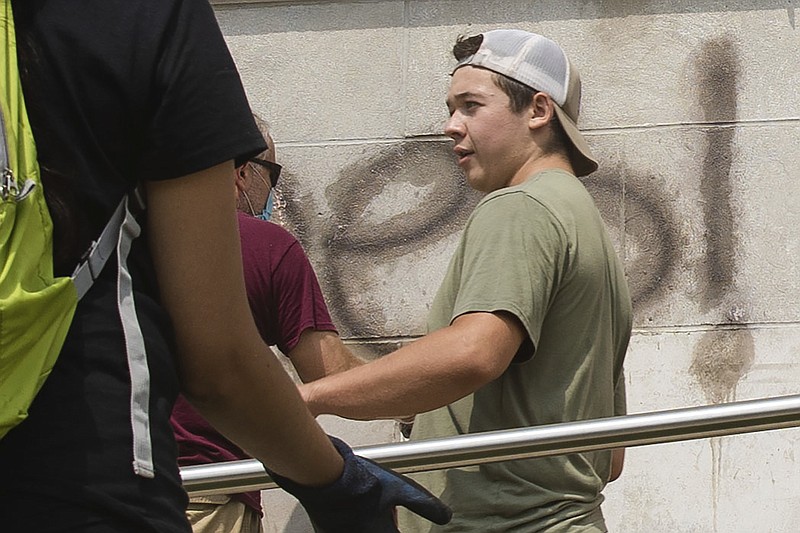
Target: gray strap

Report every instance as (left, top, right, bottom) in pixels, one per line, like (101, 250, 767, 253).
(69, 190, 154, 478)
(71, 195, 127, 299)
(116, 195, 154, 479)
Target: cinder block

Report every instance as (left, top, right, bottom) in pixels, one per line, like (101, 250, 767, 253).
(403, 2, 800, 134)
(217, 1, 406, 144)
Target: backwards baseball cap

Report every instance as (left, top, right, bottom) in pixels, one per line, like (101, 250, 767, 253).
(452, 29, 598, 177)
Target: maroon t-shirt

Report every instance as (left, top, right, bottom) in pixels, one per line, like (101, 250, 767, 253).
(170, 213, 337, 515)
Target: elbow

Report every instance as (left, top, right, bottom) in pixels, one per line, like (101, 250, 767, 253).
(181, 372, 230, 412)
(456, 345, 509, 390)
(177, 348, 239, 408)
(448, 312, 522, 388)
(469, 358, 507, 386)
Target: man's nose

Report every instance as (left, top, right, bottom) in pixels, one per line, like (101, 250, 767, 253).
(444, 113, 464, 139)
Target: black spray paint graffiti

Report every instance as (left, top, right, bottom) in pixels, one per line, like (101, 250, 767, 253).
(284, 144, 689, 343)
(319, 141, 482, 339)
(284, 144, 685, 345)
(282, 141, 482, 340)
(581, 166, 681, 313)
(686, 37, 754, 528)
(696, 36, 740, 312)
(688, 36, 754, 406)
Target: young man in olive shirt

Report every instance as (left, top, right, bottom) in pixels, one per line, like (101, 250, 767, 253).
(301, 30, 632, 532)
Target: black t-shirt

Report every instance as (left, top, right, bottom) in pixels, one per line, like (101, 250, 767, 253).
(0, 1, 266, 531)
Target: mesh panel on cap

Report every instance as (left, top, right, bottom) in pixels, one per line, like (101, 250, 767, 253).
(456, 29, 569, 105)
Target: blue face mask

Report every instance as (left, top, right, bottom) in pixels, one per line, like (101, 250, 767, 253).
(257, 190, 275, 221)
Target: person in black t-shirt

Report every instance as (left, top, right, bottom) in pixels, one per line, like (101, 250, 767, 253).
(0, 1, 450, 532)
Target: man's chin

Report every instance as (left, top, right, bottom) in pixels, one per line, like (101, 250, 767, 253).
(466, 174, 493, 194)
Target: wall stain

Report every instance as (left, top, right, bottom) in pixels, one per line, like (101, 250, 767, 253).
(689, 36, 750, 529)
(690, 329, 755, 404)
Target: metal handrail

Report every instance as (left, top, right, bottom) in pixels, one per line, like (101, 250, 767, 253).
(181, 394, 800, 496)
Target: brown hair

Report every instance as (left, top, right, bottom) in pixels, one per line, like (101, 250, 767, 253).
(453, 34, 536, 114)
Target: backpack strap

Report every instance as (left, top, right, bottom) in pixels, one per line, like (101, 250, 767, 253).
(115, 191, 154, 478)
(71, 194, 128, 298)
(1, 0, 78, 441)
(70, 187, 146, 297)
(70, 186, 154, 479)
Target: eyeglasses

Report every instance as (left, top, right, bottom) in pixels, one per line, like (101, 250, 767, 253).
(248, 157, 282, 188)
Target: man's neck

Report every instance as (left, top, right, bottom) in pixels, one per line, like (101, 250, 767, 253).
(507, 153, 575, 188)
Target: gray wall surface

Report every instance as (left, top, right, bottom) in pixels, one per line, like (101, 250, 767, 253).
(212, 1, 800, 531)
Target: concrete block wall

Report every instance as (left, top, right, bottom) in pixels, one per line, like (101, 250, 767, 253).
(212, 1, 800, 531)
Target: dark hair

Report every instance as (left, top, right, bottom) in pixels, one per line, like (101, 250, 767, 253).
(492, 74, 538, 114)
(16, 20, 90, 274)
(452, 34, 483, 62)
(496, 76, 573, 158)
(452, 34, 573, 158)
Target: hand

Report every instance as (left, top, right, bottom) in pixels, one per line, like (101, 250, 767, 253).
(268, 436, 452, 532)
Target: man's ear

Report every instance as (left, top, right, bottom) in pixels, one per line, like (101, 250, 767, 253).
(529, 93, 555, 131)
(234, 166, 248, 193)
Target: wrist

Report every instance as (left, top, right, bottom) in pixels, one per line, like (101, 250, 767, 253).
(300, 381, 323, 417)
(268, 436, 375, 503)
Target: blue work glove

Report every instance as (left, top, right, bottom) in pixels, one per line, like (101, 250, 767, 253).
(268, 436, 452, 532)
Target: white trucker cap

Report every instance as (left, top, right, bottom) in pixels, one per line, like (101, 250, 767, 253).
(453, 29, 598, 177)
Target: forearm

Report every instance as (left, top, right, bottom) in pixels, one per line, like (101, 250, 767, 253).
(290, 330, 366, 383)
(182, 339, 341, 484)
(301, 313, 523, 420)
(609, 448, 625, 482)
(301, 335, 474, 420)
(146, 165, 342, 485)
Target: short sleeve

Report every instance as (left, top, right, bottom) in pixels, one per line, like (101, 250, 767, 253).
(272, 241, 337, 354)
(140, 0, 265, 180)
(452, 191, 567, 354)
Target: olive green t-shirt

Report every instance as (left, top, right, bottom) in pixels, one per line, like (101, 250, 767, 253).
(399, 170, 631, 533)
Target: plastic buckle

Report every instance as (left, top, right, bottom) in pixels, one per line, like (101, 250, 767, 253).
(79, 239, 102, 280)
(1, 169, 16, 200)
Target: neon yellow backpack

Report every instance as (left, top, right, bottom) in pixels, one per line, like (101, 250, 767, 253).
(1, 1, 154, 478)
(0, 0, 78, 440)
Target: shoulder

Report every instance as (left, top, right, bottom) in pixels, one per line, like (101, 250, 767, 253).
(473, 169, 592, 231)
(236, 214, 309, 269)
(487, 169, 584, 204)
(469, 176, 560, 229)
(460, 174, 581, 255)
(237, 213, 299, 245)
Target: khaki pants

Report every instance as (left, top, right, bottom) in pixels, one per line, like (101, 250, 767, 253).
(187, 494, 264, 533)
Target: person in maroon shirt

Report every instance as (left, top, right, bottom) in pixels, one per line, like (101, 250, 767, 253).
(171, 117, 363, 533)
